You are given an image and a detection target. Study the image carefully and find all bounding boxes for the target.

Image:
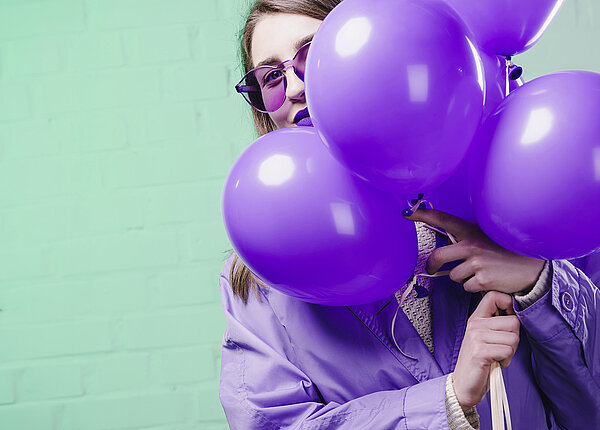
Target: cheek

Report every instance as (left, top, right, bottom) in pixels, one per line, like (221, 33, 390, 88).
(269, 108, 288, 128)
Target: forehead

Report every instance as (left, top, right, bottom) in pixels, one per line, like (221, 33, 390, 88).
(251, 13, 322, 68)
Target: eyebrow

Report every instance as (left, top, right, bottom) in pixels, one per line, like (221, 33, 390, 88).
(255, 33, 315, 68)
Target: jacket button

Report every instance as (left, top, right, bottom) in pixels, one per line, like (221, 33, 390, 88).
(560, 292, 574, 312)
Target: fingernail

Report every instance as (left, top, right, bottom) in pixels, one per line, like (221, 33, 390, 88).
(402, 208, 413, 217)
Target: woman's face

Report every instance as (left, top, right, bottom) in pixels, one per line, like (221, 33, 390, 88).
(251, 13, 322, 129)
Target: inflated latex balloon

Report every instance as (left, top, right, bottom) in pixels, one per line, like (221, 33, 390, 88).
(444, 0, 565, 56)
(222, 127, 418, 306)
(472, 71, 600, 260)
(425, 56, 525, 220)
(305, 0, 484, 194)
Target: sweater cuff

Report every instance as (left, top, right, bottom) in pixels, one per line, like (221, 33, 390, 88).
(513, 260, 552, 309)
(445, 373, 480, 430)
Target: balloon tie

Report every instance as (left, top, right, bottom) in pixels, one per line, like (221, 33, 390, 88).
(504, 56, 523, 97)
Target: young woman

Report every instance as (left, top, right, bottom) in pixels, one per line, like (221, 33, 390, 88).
(219, 1, 600, 428)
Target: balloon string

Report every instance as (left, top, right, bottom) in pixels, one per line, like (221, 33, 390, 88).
(505, 57, 510, 98)
(489, 306, 512, 430)
(391, 300, 418, 360)
(391, 195, 456, 358)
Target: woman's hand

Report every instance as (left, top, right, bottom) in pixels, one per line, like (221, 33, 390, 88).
(452, 291, 520, 408)
(405, 208, 545, 295)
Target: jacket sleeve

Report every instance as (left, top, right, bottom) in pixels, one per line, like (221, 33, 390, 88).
(218, 268, 450, 430)
(513, 258, 600, 429)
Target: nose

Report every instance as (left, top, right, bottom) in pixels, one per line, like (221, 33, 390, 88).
(285, 67, 305, 101)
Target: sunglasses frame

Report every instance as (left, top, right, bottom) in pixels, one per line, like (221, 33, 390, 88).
(235, 41, 311, 113)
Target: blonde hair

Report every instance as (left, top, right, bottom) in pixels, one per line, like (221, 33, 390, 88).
(228, 0, 341, 303)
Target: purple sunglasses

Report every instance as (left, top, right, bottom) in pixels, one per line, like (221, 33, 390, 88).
(235, 42, 311, 113)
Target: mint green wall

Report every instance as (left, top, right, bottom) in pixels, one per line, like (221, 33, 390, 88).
(0, 1, 597, 429)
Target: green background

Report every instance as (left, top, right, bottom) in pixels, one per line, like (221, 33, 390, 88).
(0, 0, 597, 429)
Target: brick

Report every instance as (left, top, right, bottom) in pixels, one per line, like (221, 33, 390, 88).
(145, 180, 222, 226)
(70, 110, 128, 152)
(62, 390, 192, 430)
(217, 0, 249, 22)
(75, 69, 162, 110)
(85, 354, 149, 395)
(0, 0, 85, 40)
(0, 246, 51, 282)
(0, 320, 112, 362)
(0, 284, 34, 326)
(90, 274, 150, 315)
(49, 229, 178, 276)
(133, 26, 190, 64)
(147, 265, 220, 309)
(178, 220, 231, 262)
(198, 384, 227, 422)
(151, 346, 215, 384)
(6, 275, 148, 325)
(0, 199, 78, 247)
(2, 37, 62, 77)
(205, 97, 256, 153)
(0, 196, 133, 248)
(144, 104, 198, 142)
(0, 370, 15, 405)
(30, 75, 78, 115)
(20, 363, 83, 401)
(0, 155, 101, 206)
(197, 20, 239, 63)
(123, 307, 224, 350)
(2, 117, 71, 158)
(106, 145, 232, 188)
(168, 63, 230, 101)
(73, 190, 147, 234)
(90, 0, 217, 29)
(0, 404, 57, 429)
(0, 83, 29, 121)
(67, 32, 124, 70)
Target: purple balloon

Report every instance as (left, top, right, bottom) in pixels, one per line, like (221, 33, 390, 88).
(444, 0, 564, 56)
(222, 127, 418, 306)
(305, 0, 484, 194)
(425, 55, 526, 221)
(472, 71, 600, 260)
(426, 57, 528, 220)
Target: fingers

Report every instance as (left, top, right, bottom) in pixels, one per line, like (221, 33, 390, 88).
(404, 208, 476, 240)
(484, 344, 516, 367)
(465, 321, 520, 367)
(471, 291, 515, 319)
(475, 315, 520, 333)
(427, 242, 472, 274)
(448, 258, 475, 283)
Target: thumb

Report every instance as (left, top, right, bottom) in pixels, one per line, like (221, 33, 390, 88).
(471, 291, 515, 319)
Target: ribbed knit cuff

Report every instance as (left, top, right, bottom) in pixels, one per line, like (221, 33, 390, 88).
(445, 373, 480, 430)
(513, 260, 552, 309)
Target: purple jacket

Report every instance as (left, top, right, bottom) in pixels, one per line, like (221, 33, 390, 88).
(219, 252, 600, 429)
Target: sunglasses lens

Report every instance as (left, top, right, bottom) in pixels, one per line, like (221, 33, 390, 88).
(239, 66, 286, 112)
(293, 43, 310, 81)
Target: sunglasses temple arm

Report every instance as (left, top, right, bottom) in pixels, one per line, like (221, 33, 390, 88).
(235, 84, 260, 93)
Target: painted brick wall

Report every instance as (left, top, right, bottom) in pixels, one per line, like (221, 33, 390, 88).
(0, 0, 253, 428)
(0, 0, 597, 429)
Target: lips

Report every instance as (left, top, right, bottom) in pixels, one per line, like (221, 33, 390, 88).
(296, 116, 313, 126)
(293, 107, 310, 125)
